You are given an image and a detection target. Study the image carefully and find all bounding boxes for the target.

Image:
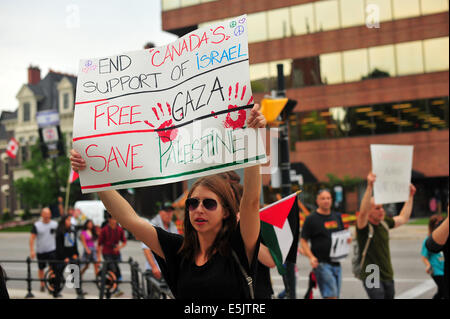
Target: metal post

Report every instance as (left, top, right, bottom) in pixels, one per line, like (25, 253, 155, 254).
(276, 64, 296, 299)
(25, 257, 34, 298)
(99, 260, 107, 299)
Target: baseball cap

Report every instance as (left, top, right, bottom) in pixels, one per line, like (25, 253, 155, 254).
(160, 201, 174, 211)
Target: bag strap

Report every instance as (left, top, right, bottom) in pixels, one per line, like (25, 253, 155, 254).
(359, 223, 374, 270)
(231, 249, 254, 299)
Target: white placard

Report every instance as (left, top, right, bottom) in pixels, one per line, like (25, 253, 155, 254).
(370, 144, 413, 204)
(330, 229, 351, 262)
(72, 15, 267, 193)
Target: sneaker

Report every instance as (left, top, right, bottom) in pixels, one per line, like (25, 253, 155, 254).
(113, 290, 124, 298)
(40, 286, 45, 293)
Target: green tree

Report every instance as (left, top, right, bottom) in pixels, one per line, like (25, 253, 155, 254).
(14, 142, 78, 210)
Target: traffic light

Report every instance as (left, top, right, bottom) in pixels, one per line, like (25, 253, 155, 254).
(261, 97, 297, 124)
(261, 97, 288, 124)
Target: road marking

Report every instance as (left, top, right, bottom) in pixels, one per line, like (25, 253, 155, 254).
(395, 279, 436, 299)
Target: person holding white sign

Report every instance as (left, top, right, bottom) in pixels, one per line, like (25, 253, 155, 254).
(356, 172, 416, 299)
(70, 104, 266, 299)
(300, 189, 351, 299)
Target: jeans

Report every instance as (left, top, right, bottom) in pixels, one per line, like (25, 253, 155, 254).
(363, 279, 395, 299)
(314, 262, 342, 298)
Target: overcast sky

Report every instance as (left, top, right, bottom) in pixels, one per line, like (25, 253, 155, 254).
(0, 0, 178, 114)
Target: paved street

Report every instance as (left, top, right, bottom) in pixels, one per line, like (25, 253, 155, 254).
(0, 224, 436, 299)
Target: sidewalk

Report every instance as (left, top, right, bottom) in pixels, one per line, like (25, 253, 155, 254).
(348, 224, 428, 239)
(7, 288, 128, 299)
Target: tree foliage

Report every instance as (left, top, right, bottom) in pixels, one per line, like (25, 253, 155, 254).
(14, 142, 77, 210)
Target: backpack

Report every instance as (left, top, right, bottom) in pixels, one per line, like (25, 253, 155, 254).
(352, 221, 389, 279)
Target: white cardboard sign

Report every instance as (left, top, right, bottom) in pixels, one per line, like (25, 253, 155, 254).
(370, 144, 413, 204)
(72, 15, 267, 193)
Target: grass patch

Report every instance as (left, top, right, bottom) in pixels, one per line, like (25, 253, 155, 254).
(408, 213, 448, 225)
(0, 224, 33, 232)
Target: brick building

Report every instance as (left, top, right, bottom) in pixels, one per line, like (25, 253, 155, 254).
(161, 0, 449, 215)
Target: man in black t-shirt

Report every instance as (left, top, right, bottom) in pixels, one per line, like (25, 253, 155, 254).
(300, 189, 349, 299)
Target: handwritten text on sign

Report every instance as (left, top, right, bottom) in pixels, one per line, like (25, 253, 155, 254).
(370, 144, 413, 205)
(73, 15, 267, 193)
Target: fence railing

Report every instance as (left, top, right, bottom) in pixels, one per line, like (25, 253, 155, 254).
(1, 257, 171, 299)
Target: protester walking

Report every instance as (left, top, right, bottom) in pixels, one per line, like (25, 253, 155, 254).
(70, 103, 266, 299)
(421, 214, 447, 299)
(29, 207, 58, 293)
(300, 189, 350, 299)
(80, 219, 100, 276)
(425, 204, 449, 299)
(97, 213, 127, 297)
(54, 215, 80, 297)
(356, 172, 416, 299)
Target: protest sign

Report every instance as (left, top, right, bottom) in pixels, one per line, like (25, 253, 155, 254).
(370, 144, 413, 204)
(73, 15, 267, 193)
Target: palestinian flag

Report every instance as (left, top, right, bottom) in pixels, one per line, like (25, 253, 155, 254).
(69, 167, 79, 183)
(260, 192, 300, 275)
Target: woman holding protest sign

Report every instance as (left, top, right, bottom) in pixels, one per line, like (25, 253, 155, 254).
(70, 103, 266, 299)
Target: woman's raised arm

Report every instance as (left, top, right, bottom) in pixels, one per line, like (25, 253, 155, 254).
(70, 149, 165, 259)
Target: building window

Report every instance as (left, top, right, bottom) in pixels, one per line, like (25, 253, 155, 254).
(421, 0, 449, 15)
(4, 163, 8, 175)
(340, 0, 365, 28)
(395, 41, 424, 75)
(289, 96, 449, 143)
(290, 3, 316, 35)
(314, 0, 340, 32)
(320, 52, 343, 84)
(23, 103, 30, 122)
(267, 7, 291, 40)
(63, 93, 70, 110)
(343, 49, 369, 82)
(423, 37, 450, 73)
(368, 45, 397, 77)
(392, 0, 420, 19)
(366, 0, 393, 22)
(247, 12, 268, 43)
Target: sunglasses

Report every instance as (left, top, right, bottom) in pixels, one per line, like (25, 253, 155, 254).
(186, 198, 218, 211)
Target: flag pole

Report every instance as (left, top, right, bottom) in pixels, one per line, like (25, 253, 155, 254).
(64, 166, 71, 215)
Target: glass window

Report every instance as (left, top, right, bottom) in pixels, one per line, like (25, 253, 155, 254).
(247, 12, 268, 43)
(424, 37, 450, 72)
(268, 8, 292, 40)
(290, 3, 316, 35)
(343, 49, 369, 82)
(340, 0, 365, 28)
(23, 102, 30, 122)
(365, 0, 393, 22)
(181, 0, 199, 6)
(250, 63, 270, 92)
(162, 0, 180, 11)
(392, 0, 420, 19)
(250, 63, 270, 81)
(320, 52, 343, 84)
(421, 0, 449, 15)
(63, 93, 69, 110)
(315, 0, 340, 31)
(395, 41, 424, 75)
(368, 45, 397, 77)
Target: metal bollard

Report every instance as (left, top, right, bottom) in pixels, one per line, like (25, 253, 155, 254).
(25, 257, 34, 298)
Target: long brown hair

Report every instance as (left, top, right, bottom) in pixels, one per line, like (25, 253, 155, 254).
(179, 175, 239, 262)
(428, 214, 444, 235)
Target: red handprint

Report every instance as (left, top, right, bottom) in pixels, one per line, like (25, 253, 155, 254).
(223, 82, 254, 130)
(144, 102, 178, 143)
